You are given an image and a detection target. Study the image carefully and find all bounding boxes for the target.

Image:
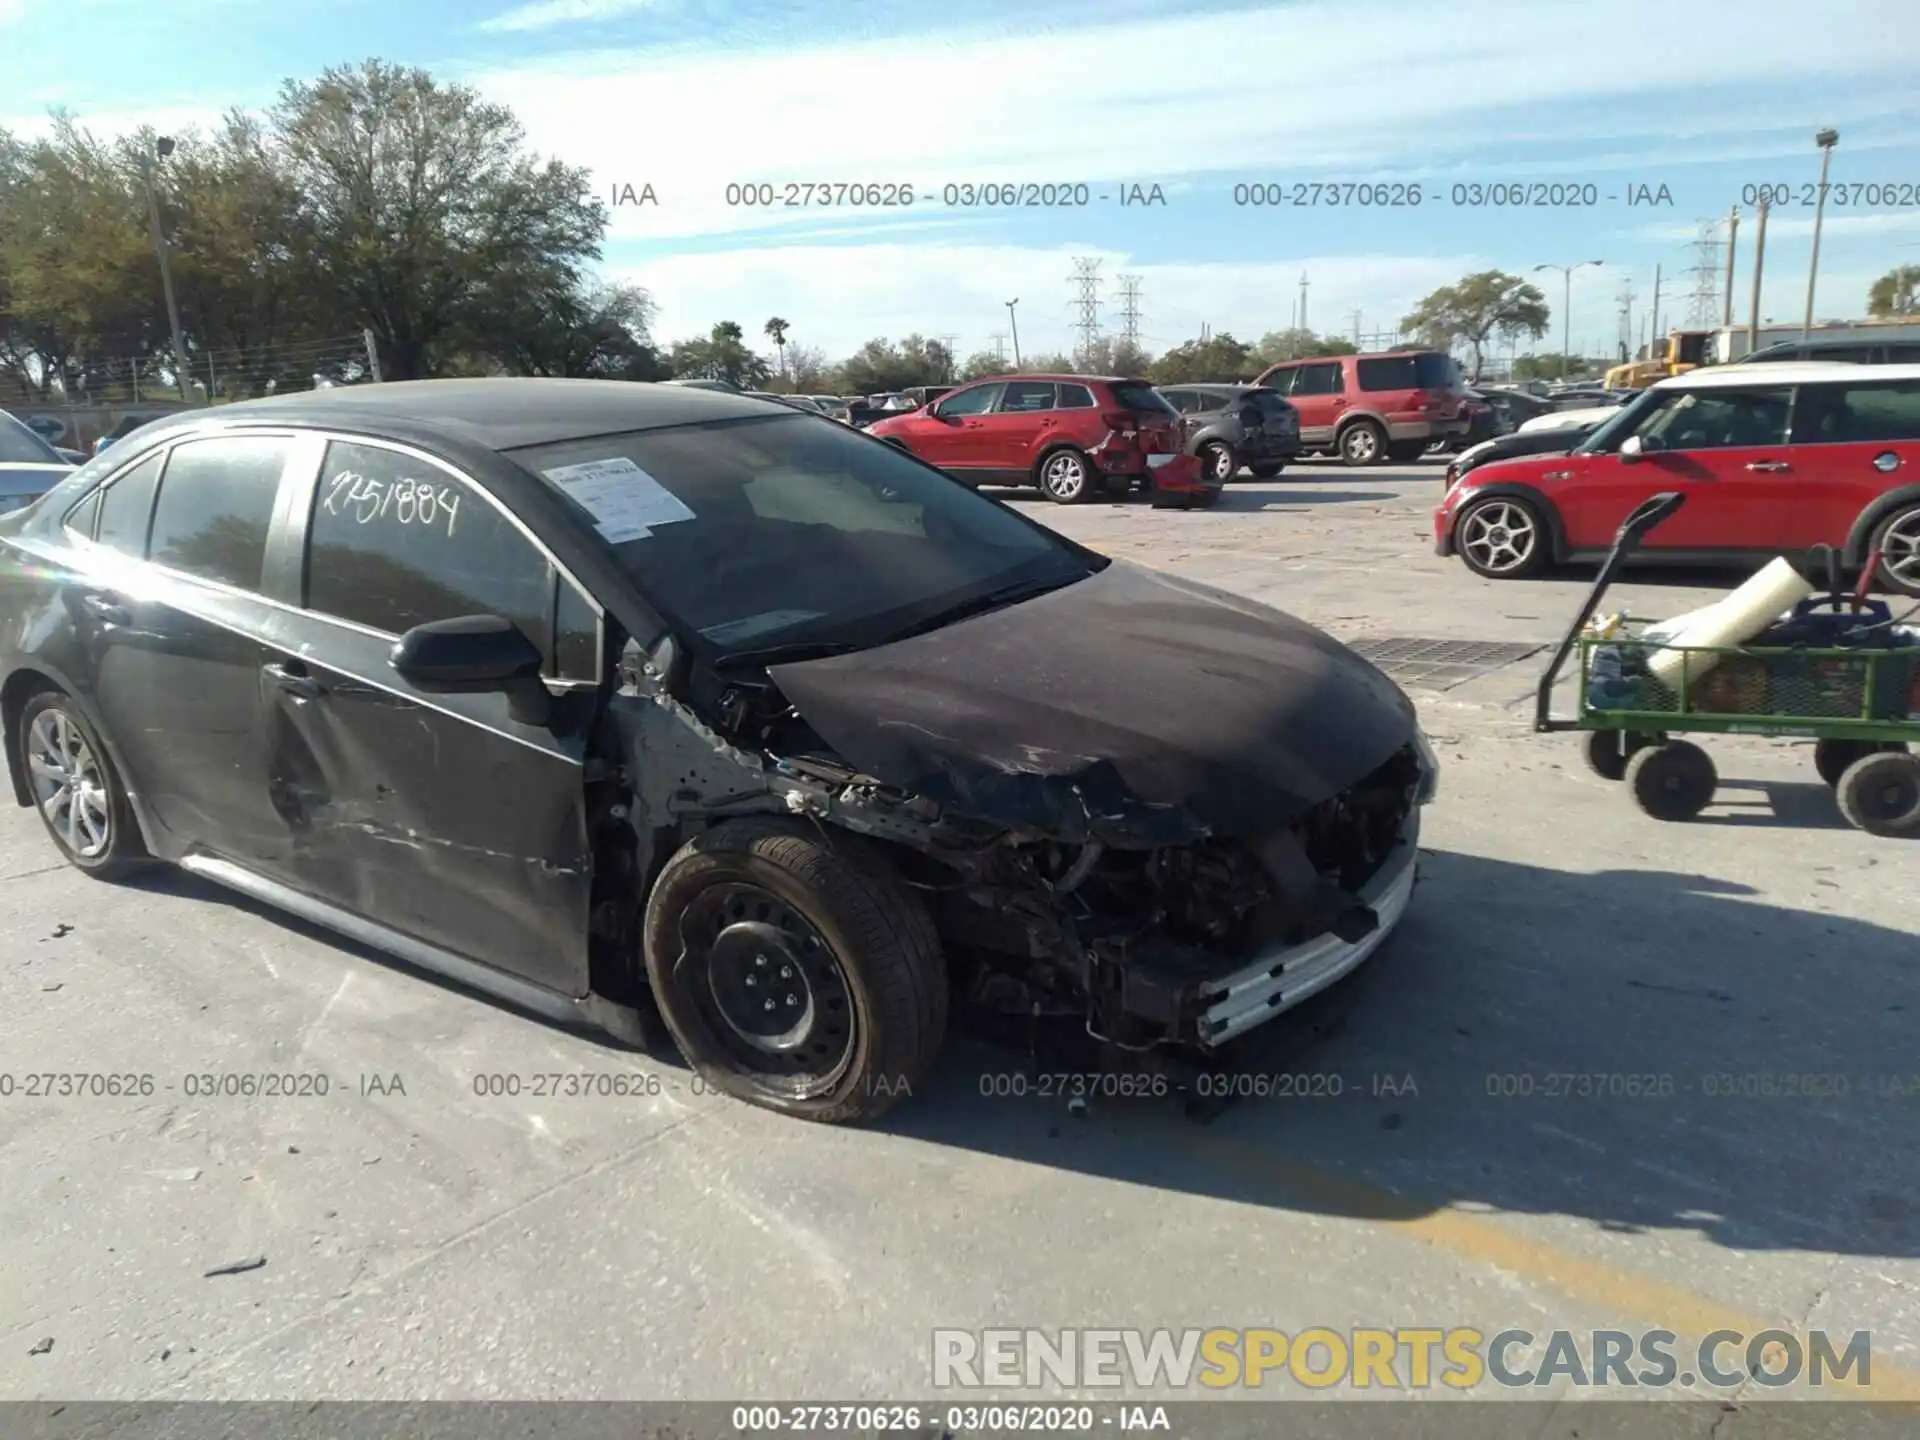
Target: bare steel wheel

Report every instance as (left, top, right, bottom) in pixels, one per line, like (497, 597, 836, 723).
(1198, 441, 1237, 483)
(1037, 448, 1093, 503)
(18, 691, 147, 878)
(1872, 505, 1920, 596)
(1455, 495, 1547, 578)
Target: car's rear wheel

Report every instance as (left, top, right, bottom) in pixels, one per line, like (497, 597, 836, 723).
(1037, 448, 1094, 503)
(1339, 420, 1387, 466)
(1198, 441, 1238, 483)
(1249, 461, 1284, 479)
(1871, 505, 1920, 596)
(642, 818, 948, 1124)
(18, 691, 148, 879)
(1387, 440, 1428, 463)
(1454, 494, 1549, 578)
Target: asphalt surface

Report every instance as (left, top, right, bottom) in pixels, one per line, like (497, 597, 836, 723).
(3, 460, 1917, 1412)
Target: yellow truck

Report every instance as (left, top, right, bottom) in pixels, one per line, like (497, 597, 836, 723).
(1603, 329, 1715, 390)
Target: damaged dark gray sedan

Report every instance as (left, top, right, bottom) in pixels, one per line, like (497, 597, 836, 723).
(0, 380, 1436, 1123)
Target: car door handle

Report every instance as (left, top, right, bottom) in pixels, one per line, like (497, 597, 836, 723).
(80, 593, 129, 626)
(1745, 460, 1792, 472)
(963, 421, 985, 429)
(263, 660, 324, 700)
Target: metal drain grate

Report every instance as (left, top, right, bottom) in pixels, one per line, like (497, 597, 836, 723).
(1345, 637, 1546, 691)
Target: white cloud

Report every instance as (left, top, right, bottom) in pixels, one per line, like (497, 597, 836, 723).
(614, 242, 1483, 356)
(463, 0, 1920, 245)
(1623, 210, 1920, 244)
(479, 0, 664, 34)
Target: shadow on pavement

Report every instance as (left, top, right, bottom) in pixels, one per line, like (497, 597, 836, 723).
(886, 847, 1920, 1261)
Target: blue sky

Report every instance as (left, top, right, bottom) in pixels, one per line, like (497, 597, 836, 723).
(7, 0, 1920, 365)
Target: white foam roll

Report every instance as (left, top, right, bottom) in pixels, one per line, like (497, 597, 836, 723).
(1644, 557, 1815, 692)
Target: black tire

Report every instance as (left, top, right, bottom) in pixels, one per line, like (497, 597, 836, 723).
(641, 817, 948, 1124)
(16, 690, 149, 880)
(1452, 493, 1549, 579)
(1036, 447, 1094, 503)
(1387, 440, 1428, 463)
(1248, 461, 1285, 479)
(1872, 504, 1920, 596)
(1625, 740, 1717, 822)
(1814, 737, 1908, 789)
(1197, 441, 1238, 484)
(1582, 729, 1653, 781)
(1836, 751, 1920, 837)
(1338, 420, 1387, 467)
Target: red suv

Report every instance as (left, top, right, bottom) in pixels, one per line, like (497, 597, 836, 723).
(1253, 349, 1470, 465)
(1434, 364, 1920, 592)
(865, 374, 1211, 505)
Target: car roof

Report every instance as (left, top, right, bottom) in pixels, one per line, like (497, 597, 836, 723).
(1658, 361, 1920, 389)
(961, 374, 1140, 386)
(135, 378, 790, 451)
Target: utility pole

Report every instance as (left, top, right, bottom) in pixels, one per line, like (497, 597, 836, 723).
(1722, 205, 1741, 328)
(938, 333, 960, 381)
(1804, 127, 1840, 337)
(1004, 299, 1022, 368)
(1649, 264, 1662, 357)
(1616, 281, 1637, 361)
(1748, 198, 1770, 356)
(363, 328, 383, 383)
(141, 136, 192, 403)
(1350, 309, 1362, 346)
(1298, 273, 1310, 335)
(1534, 260, 1603, 379)
(1069, 257, 1102, 367)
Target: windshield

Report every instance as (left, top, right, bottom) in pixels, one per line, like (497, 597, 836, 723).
(1574, 388, 1663, 453)
(508, 414, 1098, 657)
(0, 414, 65, 465)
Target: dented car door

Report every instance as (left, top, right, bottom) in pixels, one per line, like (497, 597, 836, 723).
(257, 435, 596, 995)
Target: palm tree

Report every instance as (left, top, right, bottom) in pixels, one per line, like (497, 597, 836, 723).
(764, 317, 790, 380)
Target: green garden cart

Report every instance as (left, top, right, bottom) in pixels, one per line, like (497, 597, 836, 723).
(1533, 491, 1920, 836)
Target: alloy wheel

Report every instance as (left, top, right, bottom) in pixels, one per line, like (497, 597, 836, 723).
(27, 708, 112, 859)
(1459, 501, 1539, 574)
(1343, 426, 1380, 463)
(1041, 452, 1088, 500)
(1880, 509, 1920, 590)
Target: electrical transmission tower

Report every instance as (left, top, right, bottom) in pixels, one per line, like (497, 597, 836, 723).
(1616, 281, 1637, 360)
(1116, 275, 1143, 352)
(990, 333, 1007, 363)
(938, 333, 960, 378)
(1684, 220, 1725, 327)
(1069, 257, 1103, 364)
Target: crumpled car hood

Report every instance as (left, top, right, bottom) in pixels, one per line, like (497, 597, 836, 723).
(767, 559, 1417, 845)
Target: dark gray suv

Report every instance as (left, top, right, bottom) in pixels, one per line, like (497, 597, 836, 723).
(1158, 384, 1301, 481)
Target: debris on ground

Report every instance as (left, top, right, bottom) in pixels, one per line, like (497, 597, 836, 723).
(203, 1255, 266, 1277)
(28, 1337, 53, 1355)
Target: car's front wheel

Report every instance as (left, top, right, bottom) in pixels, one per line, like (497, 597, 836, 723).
(1037, 448, 1094, 503)
(17, 690, 148, 880)
(1248, 461, 1285, 479)
(1454, 494, 1549, 579)
(1197, 441, 1238, 483)
(1339, 420, 1387, 466)
(642, 818, 948, 1124)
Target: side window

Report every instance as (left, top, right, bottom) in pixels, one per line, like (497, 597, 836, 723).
(1193, 391, 1229, 414)
(92, 452, 164, 557)
(65, 488, 102, 542)
(997, 381, 1057, 413)
(553, 577, 600, 682)
(148, 436, 290, 590)
(1642, 389, 1792, 450)
(1261, 367, 1298, 396)
(1158, 389, 1191, 412)
(1793, 381, 1920, 445)
(306, 440, 555, 659)
(1294, 363, 1344, 397)
(934, 384, 1001, 417)
(1057, 384, 1095, 409)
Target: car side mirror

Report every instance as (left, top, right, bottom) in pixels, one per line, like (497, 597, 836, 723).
(1618, 434, 1647, 462)
(391, 614, 552, 726)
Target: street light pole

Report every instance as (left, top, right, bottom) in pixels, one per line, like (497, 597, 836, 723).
(1534, 260, 1602, 380)
(142, 136, 192, 403)
(1804, 127, 1840, 338)
(1004, 299, 1022, 368)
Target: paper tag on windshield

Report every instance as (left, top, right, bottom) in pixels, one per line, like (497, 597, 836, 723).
(542, 456, 695, 543)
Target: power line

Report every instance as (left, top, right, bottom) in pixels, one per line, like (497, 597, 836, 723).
(1069, 257, 1102, 365)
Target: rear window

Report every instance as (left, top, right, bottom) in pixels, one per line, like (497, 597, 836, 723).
(1108, 382, 1177, 416)
(1791, 380, 1920, 444)
(1355, 352, 1461, 392)
(0, 415, 62, 465)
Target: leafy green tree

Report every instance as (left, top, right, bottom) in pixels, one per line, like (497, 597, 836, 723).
(1511, 353, 1594, 382)
(1150, 333, 1251, 384)
(1073, 335, 1154, 376)
(1251, 329, 1355, 366)
(956, 349, 1007, 382)
(834, 334, 953, 393)
(272, 60, 604, 380)
(782, 343, 831, 391)
(495, 281, 667, 379)
(1868, 265, 1920, 317)
(1402, 271, 1547, 381)
(763, 317, 789, 377)
(669, 320, 770, 387)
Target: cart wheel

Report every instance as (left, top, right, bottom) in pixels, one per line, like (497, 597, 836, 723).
(1835, 751, 1920, 837)
(1582, 729, 1653, 782)
(1813, 737, 1908, 789)
(1625, 740, 1717, 821)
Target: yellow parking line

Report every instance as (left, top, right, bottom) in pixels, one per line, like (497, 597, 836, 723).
(1187, 1138, 1920, 1398)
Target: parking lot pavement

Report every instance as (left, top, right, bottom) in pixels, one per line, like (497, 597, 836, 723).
(4, 460, 1918, 1403)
